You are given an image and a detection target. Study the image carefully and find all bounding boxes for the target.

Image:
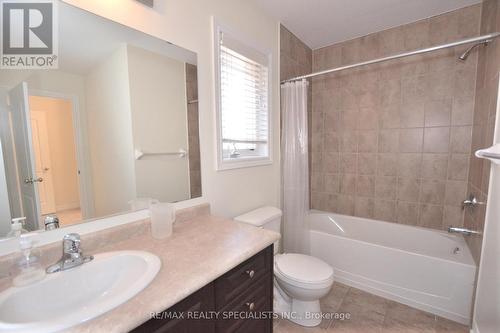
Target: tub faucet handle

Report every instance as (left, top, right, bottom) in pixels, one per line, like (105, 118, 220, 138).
(462, 194, 485, 209)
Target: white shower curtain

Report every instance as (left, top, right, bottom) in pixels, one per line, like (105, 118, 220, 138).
(281, 80, 310, 254)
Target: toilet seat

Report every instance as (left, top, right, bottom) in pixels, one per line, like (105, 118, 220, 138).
(275, 254, 334, 289)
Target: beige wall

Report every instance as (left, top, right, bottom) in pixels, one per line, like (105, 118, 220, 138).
(309, 5, 481, 230)
(466, 0, 500, 264)
(29, 96, 80, 211)
(127, 45, 191, 203)
(62, 0, 281, 218)
(85, 45, 136, 217)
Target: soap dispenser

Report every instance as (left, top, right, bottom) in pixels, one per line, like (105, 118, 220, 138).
(12, 233, 46, 287)
(7, 217, 28, 238)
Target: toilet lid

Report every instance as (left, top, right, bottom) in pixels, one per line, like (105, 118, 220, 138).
(275, 254, 333, 284)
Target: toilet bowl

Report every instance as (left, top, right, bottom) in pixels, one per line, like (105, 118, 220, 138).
(273, 253, 334, 327)
(233, 207, 334, 327)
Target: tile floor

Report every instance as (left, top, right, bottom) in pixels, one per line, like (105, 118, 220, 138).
(274, 283, 469, 333)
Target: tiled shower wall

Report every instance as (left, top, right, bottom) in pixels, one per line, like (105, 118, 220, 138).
(465, 0, 500, 263)
(280, 25, 314, 203)
(280, 25, 312, 81)
(309, 5, 481, 230)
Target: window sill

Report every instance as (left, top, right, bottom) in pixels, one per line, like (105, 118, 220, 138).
(217, 157, 272, 171)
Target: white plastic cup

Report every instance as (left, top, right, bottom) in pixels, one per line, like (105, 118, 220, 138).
(150, 203, 176, 239)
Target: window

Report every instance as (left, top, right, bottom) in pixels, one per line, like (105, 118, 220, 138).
(215, 25, 271, 170)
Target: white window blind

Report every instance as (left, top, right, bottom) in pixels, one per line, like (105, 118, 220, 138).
(218, 31, 270, 165)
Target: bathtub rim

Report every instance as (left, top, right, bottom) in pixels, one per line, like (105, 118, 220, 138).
(307, 210, 476, 267)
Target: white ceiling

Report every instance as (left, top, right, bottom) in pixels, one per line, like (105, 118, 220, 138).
(253, 0, 482, 49)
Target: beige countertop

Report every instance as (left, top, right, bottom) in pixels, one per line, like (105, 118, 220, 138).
(68, 214, 280, 333)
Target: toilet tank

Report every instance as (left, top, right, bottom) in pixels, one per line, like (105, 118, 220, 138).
(234, 207, 282, 254)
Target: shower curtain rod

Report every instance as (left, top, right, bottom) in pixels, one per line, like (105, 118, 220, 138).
(281, 32, 500, 84)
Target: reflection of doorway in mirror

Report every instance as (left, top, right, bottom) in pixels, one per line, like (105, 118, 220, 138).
(29, 96, 82, 227)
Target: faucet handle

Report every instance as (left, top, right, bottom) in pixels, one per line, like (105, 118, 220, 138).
(63, 233, 81, 254)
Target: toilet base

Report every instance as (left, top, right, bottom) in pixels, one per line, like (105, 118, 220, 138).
(273, 279, 328, 327)
(289, 299, 322, 327)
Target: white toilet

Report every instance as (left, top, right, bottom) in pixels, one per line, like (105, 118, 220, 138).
(234, 207, 334, 327)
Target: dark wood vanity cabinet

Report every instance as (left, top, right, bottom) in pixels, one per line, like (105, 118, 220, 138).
(131, 245, 274, 333)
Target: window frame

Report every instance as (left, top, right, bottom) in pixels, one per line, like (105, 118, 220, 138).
(214, 20, 273, 171)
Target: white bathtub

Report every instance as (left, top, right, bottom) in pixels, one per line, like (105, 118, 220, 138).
(308, 210, 476, 325)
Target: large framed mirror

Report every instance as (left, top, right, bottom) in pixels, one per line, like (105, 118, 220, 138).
(0, 2, 201, 238)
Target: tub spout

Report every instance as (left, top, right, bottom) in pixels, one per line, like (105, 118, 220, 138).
(448, 226, 482, 236)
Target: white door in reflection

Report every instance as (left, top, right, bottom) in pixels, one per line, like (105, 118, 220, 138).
(30, 110, 56, 215)
(8, 82, 41, 231)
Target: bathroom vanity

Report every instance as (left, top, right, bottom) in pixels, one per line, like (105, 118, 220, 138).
(0, 207, 279, 332)
(132, 246, 273, 333)
(0, 206, 280, 333)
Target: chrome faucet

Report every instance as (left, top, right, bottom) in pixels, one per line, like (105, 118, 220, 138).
(46, 233, 94, 274)
(448, 226, 482, 236)
(44, 215, 60, 231)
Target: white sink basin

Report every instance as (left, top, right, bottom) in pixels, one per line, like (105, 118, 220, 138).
(0, 250, 161, 333)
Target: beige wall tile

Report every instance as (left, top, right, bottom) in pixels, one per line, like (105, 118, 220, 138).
(358, 153, 377, 175)
(356, 176, 375, 197)
(378, 129, 400, 153)
(445, 181, 468, 206)
(374, 200, 397, 222)
(340, 131, 358, 152)
(324, 174, 341, 194)
(398, 153, 422, 178)
(397, 201, 420, 225)
(340, 174, 357, 194)
(423, 127, 450, 153)
(354, 197, 375, 218)
(311, 172, 324, 192)
(399, 129, 424, 152)
(323, 152, 340, 173)
(403, 20, 430, 50)
(443, 205, 465, 228)
(452, 96, 474, 126)
(397, 178, 421, 202)
(429, 11, 459, 45)
(418, 204, 444, 229)
(421, 179, 446, 204)
(375, 176, 397, 200)
(422, 154, 449, 180)
(338, 195, 355, 215)
(450, 126, 473, 153)
(377, 154, 398, 176)
(358, 130, 378, 153)
(448, 154, 469, 181)
(379, 103, 401, 129)
(424, 98, 452, 127)
(400, 102, 425, 128)
(340, 153, 358, 174)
